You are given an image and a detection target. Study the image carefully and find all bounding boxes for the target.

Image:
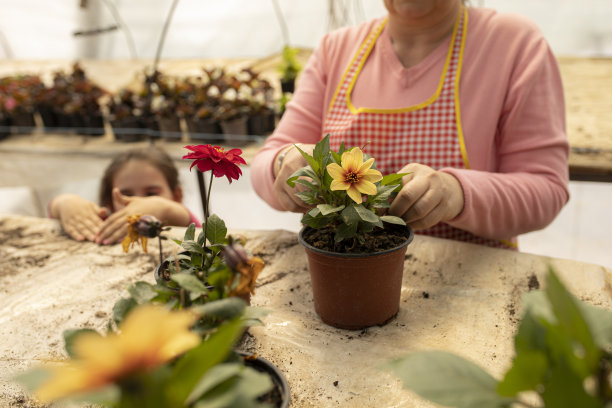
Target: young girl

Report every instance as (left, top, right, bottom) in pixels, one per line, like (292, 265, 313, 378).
(49, 145, 200, 244)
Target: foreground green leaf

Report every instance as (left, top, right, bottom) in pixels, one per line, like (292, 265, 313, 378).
(384, 351, 514, 408)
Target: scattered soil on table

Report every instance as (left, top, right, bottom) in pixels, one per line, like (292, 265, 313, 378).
(302, 225, 409, 253)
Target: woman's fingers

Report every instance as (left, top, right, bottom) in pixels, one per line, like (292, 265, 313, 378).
(389, 164, 464, 230)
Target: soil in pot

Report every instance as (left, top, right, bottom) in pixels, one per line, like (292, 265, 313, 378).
(302, 223, 410, 254)
(299, 224, 414, 330)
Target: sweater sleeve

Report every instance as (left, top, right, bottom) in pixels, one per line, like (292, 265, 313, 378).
(444, 14, 569, 240)
(250, 35, 333, 210)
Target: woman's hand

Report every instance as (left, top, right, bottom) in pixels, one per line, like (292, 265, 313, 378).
(389, 163, 465, 230)
(96, 189, 189, 245)
(273, 143, 316, 213)
(50, 194, 108, 242)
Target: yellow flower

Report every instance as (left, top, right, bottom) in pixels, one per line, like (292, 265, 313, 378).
(326, 148, 383, 204)
(35, 305, 200, 403)
(122, 214, 148, 253)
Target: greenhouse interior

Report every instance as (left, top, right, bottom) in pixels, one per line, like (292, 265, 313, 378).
(1, 1, 611, 407)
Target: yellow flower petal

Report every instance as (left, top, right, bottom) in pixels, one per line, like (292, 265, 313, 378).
(326, 163, 345, 180)
(330, 179, 350, 191)
(342, 148, 363, 172)
(347, 186, 363, 204)
(355, 180, 378, 195)
(358, 157, 375, 172)
(362, 168, 383, 183)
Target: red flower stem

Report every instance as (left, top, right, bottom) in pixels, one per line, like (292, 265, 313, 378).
(202, 172, 214, 264)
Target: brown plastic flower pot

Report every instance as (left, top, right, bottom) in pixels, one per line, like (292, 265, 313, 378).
(299, 225, 414, 330)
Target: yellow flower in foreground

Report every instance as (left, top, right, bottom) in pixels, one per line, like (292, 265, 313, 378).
(326, 148, 383, 204)
(122, 214, 147, 253)
(35, 305, 200, 403)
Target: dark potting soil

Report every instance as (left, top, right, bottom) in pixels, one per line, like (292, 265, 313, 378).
(303, 225, 409, 254)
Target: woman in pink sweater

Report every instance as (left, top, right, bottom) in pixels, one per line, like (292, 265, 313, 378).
(251, 0, 569, 249)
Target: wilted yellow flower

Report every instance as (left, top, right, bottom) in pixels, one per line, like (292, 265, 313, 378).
(326, 148, 383, 204)
(122, 214, 148, 253)
(228, 256, 265, 297)
(35, 305, 200, 403)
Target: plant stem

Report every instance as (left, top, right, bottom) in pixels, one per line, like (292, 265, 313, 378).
(202, 172, 214, 269)
(158, 236, 163, 265)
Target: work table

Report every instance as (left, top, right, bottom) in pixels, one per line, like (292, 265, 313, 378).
(1, 214, 610, 407)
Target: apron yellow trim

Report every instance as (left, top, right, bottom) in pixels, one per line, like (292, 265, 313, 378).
(346, 6, 464, 115)
(326, 20, 387, 115)
(454, 6, 470, 169)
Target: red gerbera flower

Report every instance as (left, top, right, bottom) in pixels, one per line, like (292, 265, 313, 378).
(182, 145, 246, 183)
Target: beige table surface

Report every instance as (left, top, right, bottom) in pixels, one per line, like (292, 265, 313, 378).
(0, 214, 610, 407)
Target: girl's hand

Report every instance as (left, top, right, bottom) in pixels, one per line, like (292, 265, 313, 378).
(96, 189, 189, 244)
(50, 194, 107, 242)
(273, 143, 315, 213)
(389, 163, 465, 230)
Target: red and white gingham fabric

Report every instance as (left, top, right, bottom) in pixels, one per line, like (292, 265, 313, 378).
(324, 8, 512, 249)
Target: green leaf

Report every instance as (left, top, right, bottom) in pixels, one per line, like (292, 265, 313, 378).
(312, 135, 331, 174)
(541, 357, 601, 408)
(171, 273, 210, 295)
(191, 365, 273, 408)
(341, 205, 361, 225)
(191, 297, 247, 321)
(63, 328, 100, 358)
(579, 300, 612, 350)
(292, 178, 319, 191)
(545, 268, 601, 370)
(167, 318, 245, 404)
(381, 173, 408, 186)
(301, 211, 333, 229)
(317, 204, 345, 216)
(182, 240, 206, 255)
(112, 297, 137, 325)
(497, 350, 548, 396)
(372, 184, 399, 206)
(335, 222, 358, 242)
(380, 215, 406, 226)
(384, 351, 514, 408)
(186, 363, 243, 404)
(295, 190, 319, 206)
(206, 214, 228, 245)
(128, 281, 158, 304)
(184, 223, 196, 241)
(514, 309, 548, 354)
(353, 204, 380, 223)
(295, 143, 319, 173)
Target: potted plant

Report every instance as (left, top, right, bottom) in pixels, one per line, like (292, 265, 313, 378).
(277, 45, 302, 94)
(0, 74, 42, 134)
(286, 135, 414, 330)
(38, 63, 106, 136)
(113, 144, 291, 406)
(384, 267, 612, 407)
(181, 69, 223, 143)
(107, 87, 152, 142)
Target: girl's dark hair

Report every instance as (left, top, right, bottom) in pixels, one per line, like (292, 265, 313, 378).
(99, 146, 180, 211)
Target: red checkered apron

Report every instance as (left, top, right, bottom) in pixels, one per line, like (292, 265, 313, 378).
(324, 7, 515, 249)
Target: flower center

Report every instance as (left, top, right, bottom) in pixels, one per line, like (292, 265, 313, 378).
(345, 171, 360, 184)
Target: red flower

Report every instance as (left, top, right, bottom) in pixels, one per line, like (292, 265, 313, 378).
(182, 145, 246, 183)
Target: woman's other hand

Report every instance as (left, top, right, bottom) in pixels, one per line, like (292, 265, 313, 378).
(50, 194, 107, 242)
(389, 163, 465, 230)
(273, 143, 316, 213)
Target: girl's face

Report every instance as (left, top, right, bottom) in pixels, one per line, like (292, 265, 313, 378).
(112, 159, 179, 211)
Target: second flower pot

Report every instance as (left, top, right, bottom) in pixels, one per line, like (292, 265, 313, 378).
(298, 225, 414, 330)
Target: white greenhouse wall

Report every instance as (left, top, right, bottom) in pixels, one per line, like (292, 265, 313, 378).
(0, 0, 611, 60)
